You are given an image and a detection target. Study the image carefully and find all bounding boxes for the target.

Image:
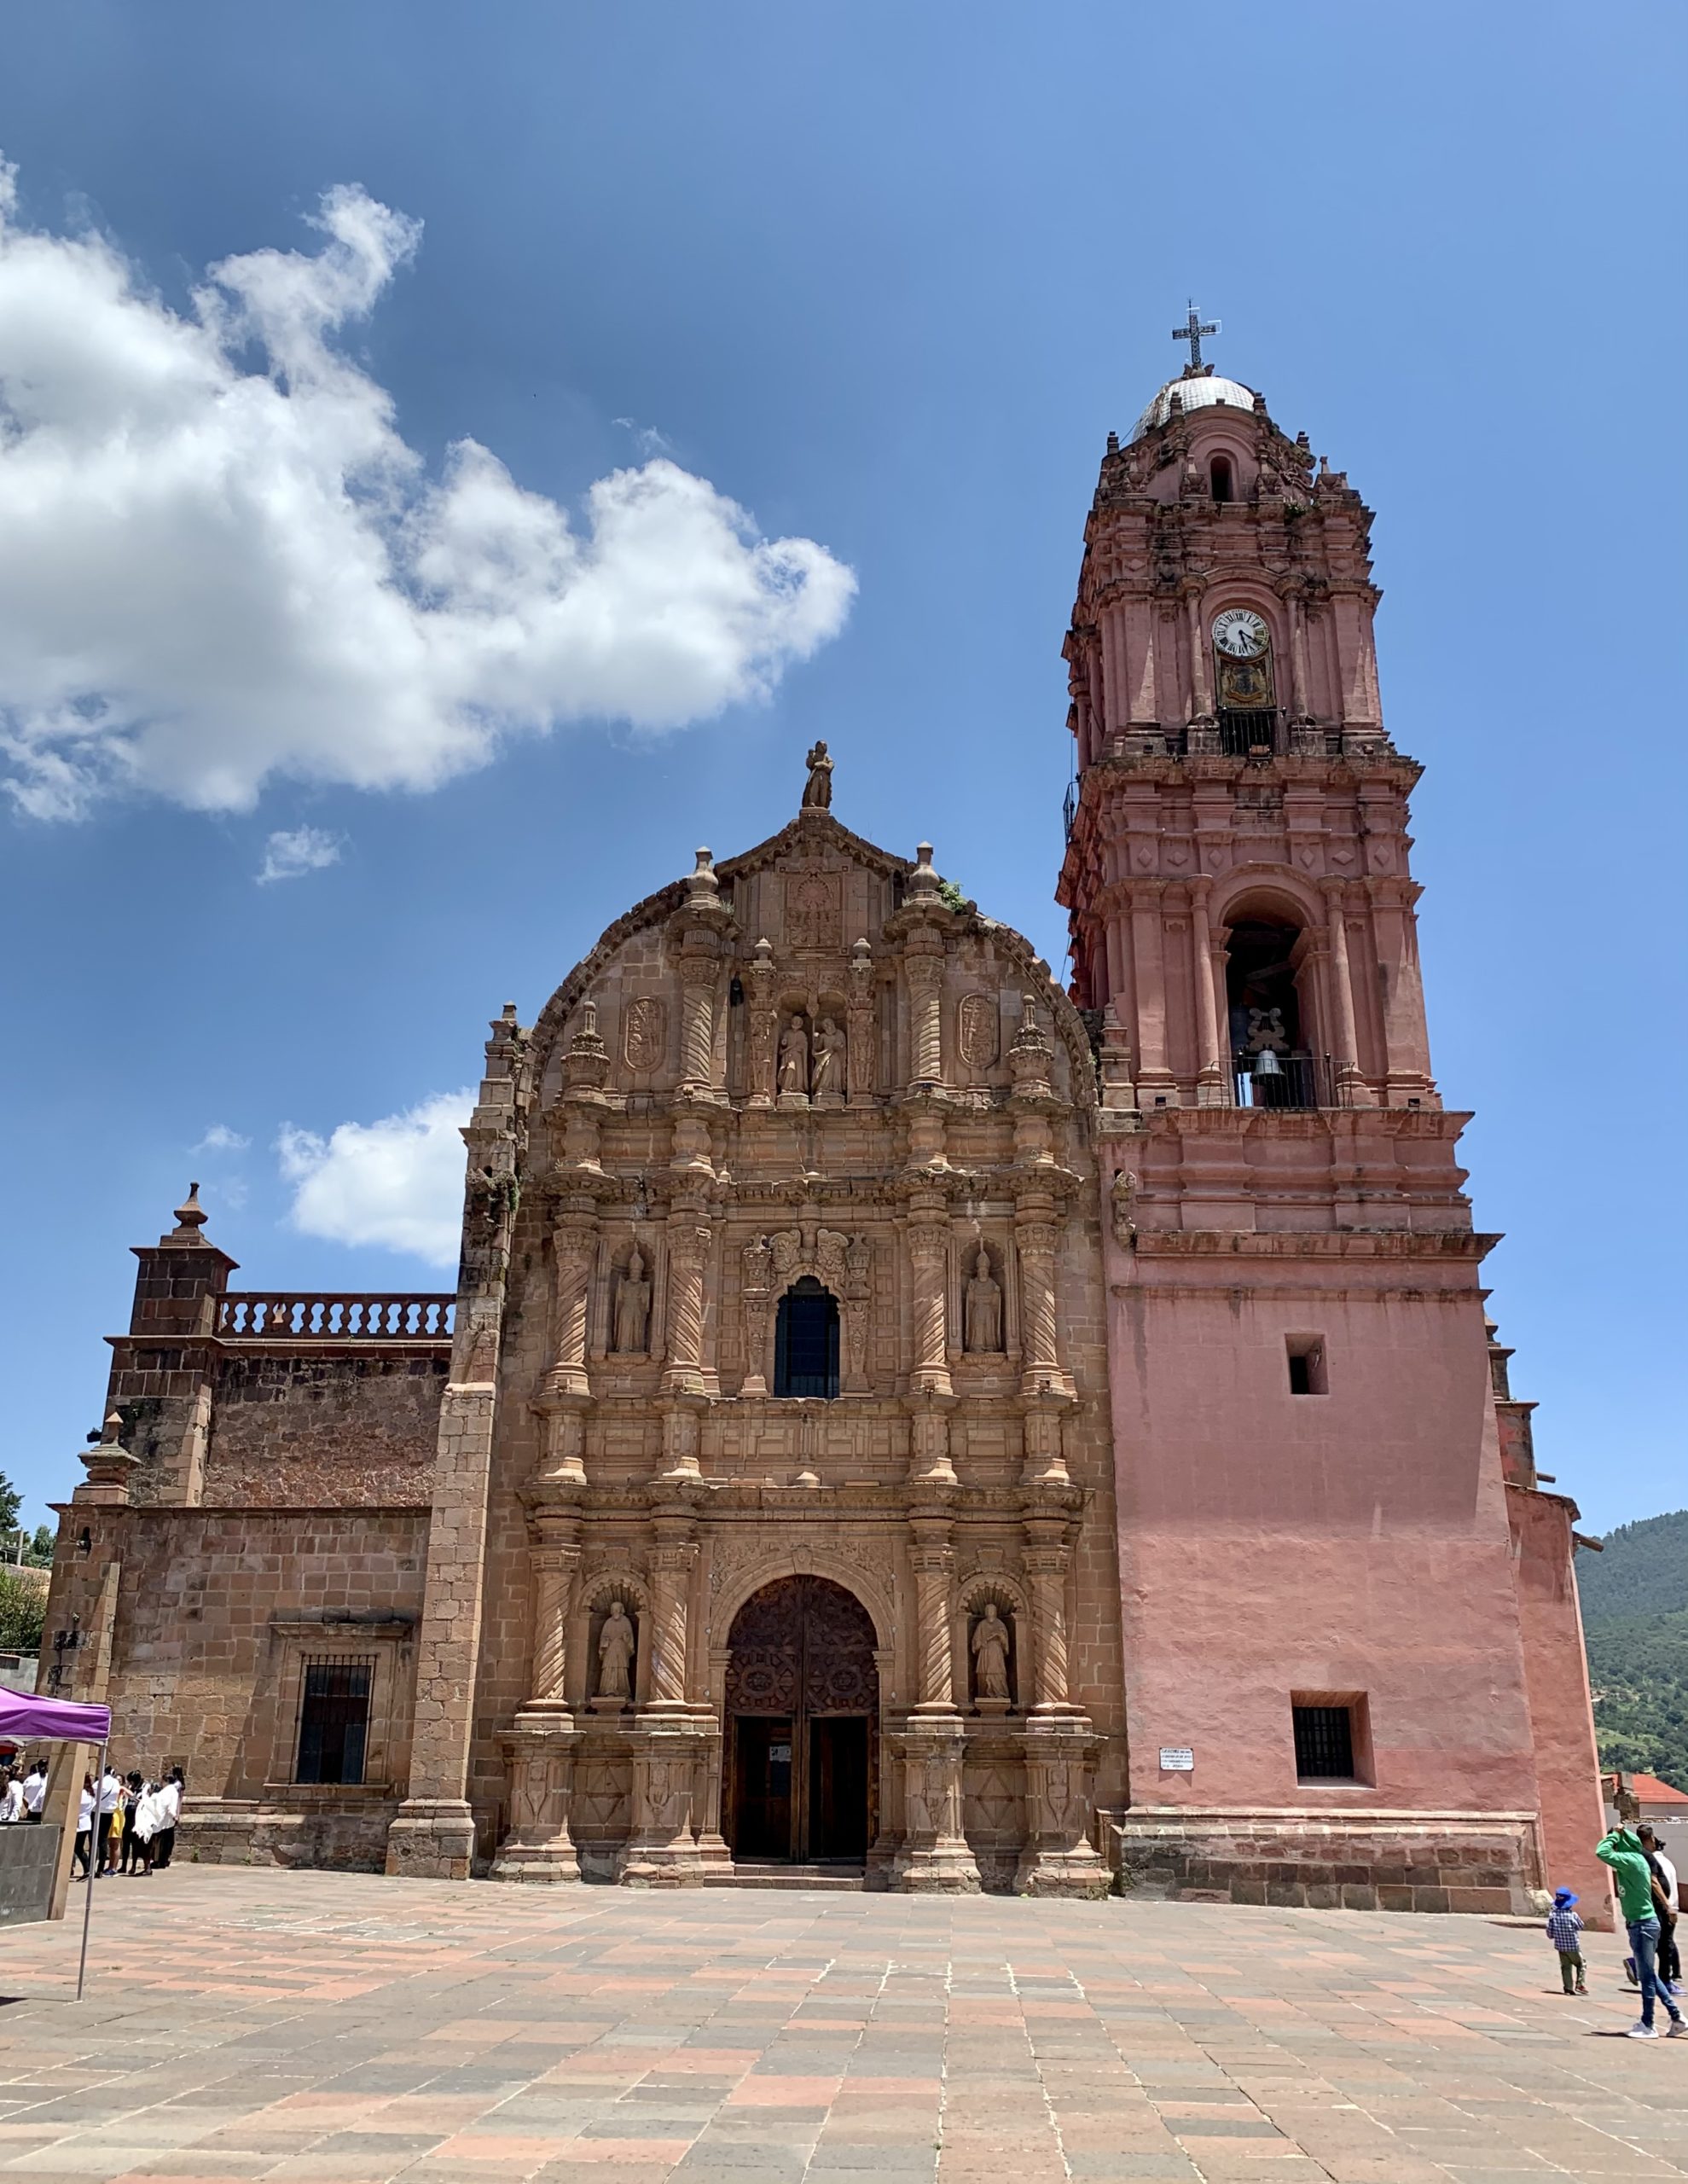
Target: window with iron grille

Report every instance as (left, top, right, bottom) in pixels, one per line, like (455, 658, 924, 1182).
(774, 1278, 839, 1399)
(1292, 1703, 1356, 1780)
(295, 1657, 374, 1785)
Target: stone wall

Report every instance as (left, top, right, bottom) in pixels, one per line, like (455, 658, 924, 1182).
(203, 1354, 445, 1507)
(63, 1507, 429, 1863)
(1110, 1809, 1541, 1914)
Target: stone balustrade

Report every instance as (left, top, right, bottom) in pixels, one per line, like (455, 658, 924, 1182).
(214, 1294, 455, 1340)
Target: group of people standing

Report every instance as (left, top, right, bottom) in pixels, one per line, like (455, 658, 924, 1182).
(70, 1764, 184, 1879)
(1583, 1822, 1685, 2038)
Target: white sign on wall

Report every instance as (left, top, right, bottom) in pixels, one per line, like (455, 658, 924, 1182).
(1158, 1746, 1195, 1772)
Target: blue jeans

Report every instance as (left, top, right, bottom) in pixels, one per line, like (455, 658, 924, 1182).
(1629, 1917, 1682, 2028)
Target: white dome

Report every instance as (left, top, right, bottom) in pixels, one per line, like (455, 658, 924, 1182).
(1128, 373, 1257, 444)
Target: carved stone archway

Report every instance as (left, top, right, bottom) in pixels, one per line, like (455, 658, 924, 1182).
(724, 1575, 878, 1864)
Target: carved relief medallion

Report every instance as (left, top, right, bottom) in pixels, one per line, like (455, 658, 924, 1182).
(957, 992, 998, 1077)
(623, 996, 666, 1072)
(785, 872, 842, 952)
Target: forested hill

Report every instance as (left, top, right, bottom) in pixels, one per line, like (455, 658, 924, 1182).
(1579, 1510, 1688, 1624)
(1579, 1510, 1688, 1794)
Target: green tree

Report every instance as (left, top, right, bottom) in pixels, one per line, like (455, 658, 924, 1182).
(0, 1473, 21, 1541)
(0, 1571, 45, 1654)
(23, 1525, 53, 1568)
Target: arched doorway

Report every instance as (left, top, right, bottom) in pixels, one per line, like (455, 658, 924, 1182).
(725, 1576, 877, 1864)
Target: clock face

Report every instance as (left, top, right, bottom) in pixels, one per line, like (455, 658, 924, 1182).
(1212, 607, 1270, 659)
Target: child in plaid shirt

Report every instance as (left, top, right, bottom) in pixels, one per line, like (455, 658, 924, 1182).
(1546, 1888, 1586, 1994)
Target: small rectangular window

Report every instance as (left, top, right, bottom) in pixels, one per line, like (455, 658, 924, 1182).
(1285, 1334, 1327, 1395)
(1293, 1701, 1358, 1781)
(295, 1656, 374, 1785)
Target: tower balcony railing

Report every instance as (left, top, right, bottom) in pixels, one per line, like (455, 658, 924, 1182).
(1216, 707, 1281, 757)
(1231, 1049, 1333, 1111)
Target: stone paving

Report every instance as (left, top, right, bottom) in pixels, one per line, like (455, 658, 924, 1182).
(0, 1868, 1677, 2184)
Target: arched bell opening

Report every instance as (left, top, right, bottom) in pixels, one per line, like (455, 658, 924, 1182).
(774, 1276, 839, 1398)
(724, 1575, 879, 1865)
(1226, 915, 1319, 1109)
(1209, 453, 1235, 503)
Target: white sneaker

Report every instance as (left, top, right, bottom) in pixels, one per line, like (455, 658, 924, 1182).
(1667, 2020, 1687, 2038)
(1628, 2021, 1661, 2038)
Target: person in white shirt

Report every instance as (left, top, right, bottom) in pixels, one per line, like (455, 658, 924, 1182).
(74, 1778, 94, 1877)
(0, 1773, 24, 1825)
(21, 1762, 47, 1821)
(153, 1770, 183, 1870)
(96, 1767, 121, 1874)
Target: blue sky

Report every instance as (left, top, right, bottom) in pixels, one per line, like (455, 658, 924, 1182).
(0, 2, 1681, 1536)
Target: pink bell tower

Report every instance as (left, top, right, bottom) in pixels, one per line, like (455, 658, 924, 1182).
(1059, 317, 1608, 1916)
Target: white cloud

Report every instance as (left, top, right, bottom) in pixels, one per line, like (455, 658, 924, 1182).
(277, 1088, 473, 1268)
(193, 1122, 250, 1152)
(0, 160, 856, 819)
(258, 824, 342, 883)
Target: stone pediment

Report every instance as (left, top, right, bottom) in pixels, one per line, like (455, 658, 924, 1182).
(714, 806, 914, 891)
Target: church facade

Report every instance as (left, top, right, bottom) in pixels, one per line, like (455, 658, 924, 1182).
(45, 348, 1606, 1911)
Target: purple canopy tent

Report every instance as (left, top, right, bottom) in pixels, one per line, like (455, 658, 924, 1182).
(0, 1690, 113, 1997)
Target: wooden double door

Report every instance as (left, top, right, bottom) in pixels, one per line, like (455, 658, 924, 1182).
(725, 1576, 878, 1864)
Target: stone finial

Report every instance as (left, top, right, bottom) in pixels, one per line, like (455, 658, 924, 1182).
(563, 996, 611, 1093)
(908, 842, 941, 899)
(102, 1409, 125, 1444)
(77, 1412, 140, 1505)
(1105, 429, 1119, 454)
(686, 848, 719, 903)
(751, 935, 774, 971)
(165, 1182, 208, 1243)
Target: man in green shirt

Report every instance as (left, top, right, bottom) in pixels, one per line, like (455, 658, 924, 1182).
(1598, 1827, 1685, 2038)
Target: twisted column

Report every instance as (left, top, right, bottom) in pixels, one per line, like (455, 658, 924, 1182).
(1024, 1528, 1074, 1714)
(543, 1217, 598, 1401)
(646, 1528, 696, 1713)
(907, 1208, 952, 1397)
(905, 947, 944, 1088)
(526, 1537, 580, 1711)
(1015, 1212, 1062, 1395)
(661, 1217, 711, 1396)
(678, 956, 718, 1095)
(909, 1523, 956, 1713)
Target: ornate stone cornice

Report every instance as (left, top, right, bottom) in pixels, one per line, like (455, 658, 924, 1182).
(1127, 1227, 1497, 1262)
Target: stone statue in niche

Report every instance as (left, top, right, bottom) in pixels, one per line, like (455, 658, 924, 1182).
(777, 1015, 810, 1097)
(595, 1600, 636, 1708)
(612, 1246, 652, 1354)
(811, 1016, 846, 1102)
(963, 1246, 1003, 1354)
(801, 739, 833, 809)
(972, 1604, 1012, 1707)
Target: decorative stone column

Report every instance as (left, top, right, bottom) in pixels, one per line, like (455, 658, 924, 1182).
(1319, 879, 1373, 1107)
(1015, 1722, 1109, 1898)
(1015, 1210, 1070, 1400)
(908, 1514, 958, 1714)
(745, 937, 778, 1107)
(645, 1521, 697, 1715)
(618, 1497, 710, 1885)
(660, 1216, 711, 1402)
(1191, 882, 1226, 1105)
(905, 938, 944, 1089)
(678, 954, 719, 1098)
(541, 1217, 598, 1403)
(891, 1723, 980, 1893)
(1024, 1519, 1079, 1716)
(1185, 582, 1214, 720)
(847, 937, 877, 1107)
(907, 1204, 953, 1400)
(894, 1511, 980, 1893)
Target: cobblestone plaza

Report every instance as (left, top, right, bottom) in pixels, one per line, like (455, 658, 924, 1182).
(0, 1872, 1678, 2184)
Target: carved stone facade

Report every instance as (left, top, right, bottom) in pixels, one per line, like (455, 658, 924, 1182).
(41, 355, 1600, 1918)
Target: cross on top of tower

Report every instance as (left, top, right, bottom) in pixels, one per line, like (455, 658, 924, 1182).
(1173, 301, 1219, 376)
